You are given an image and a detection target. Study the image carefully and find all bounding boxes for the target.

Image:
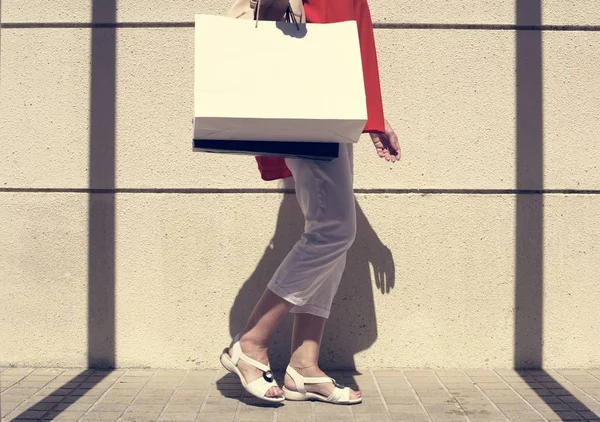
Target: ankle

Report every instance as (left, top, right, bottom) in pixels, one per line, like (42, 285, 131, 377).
(239, 332, 269, 352)
(288, 358, 319, 371)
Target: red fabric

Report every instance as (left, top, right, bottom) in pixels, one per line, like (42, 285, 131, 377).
(255, 0, 385, 181)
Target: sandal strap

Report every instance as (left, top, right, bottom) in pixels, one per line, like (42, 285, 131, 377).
(239, 354, 271, 373)
(285, 366, 334, 394)
(246, 375, 280, 398)
(230, 335, 271, 373)
(327, 386, 351, 403)
(302, 376, 333, 384)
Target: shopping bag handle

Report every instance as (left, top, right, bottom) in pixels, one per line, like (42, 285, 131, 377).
(252, 0, 300, 30)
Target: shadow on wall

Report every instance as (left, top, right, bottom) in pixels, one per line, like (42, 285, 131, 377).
(11, 0, 117, 419)
(514, 0, 599, 419)
(228, 177, 395, 370)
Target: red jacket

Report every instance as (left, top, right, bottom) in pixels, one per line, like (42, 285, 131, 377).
(255, 0, 385, 181)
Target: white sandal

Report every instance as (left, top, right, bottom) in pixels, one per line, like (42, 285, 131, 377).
(282, 366, 362, 404)
(219, 335, 284, 403)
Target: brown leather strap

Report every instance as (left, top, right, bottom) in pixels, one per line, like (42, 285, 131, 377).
(255, 0, 261, 27)
(253, 0, 299, 29)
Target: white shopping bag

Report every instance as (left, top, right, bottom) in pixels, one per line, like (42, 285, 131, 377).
(193, 14, 367, 145)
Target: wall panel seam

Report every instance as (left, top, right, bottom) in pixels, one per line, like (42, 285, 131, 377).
(2, 22, 600, 31)
(1, 188, 600, 195)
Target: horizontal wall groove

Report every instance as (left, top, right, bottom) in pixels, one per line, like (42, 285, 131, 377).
(2, 188, 600, 195)
(2, 22, 600, 31)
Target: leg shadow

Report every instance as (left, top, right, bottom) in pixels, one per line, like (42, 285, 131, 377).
(219, 176, 396, 398)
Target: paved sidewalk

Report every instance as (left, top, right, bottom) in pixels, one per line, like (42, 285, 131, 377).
(1, 368, 600, 422)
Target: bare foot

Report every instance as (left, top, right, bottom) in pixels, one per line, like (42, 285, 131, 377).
(284, 365, 361, 401)
(228, 335, 283, 399)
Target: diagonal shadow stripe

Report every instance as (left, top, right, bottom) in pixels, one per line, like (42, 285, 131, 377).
(513, 0, 599, 419)
(9, 0, 118, 419)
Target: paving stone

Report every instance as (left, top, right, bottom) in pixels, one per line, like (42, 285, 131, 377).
(237, 406, 276, 420)
(542, 410, 585, 420)
(42, 411, 86, 421)
(200, 403, 238, 413)
(162, 404, 203, 413)
(90, 403, 130, 412)
(2, 391, 30, 403)
(390, 412, 429, 422)
(382, 395, 420, 405)
(494, 370, 522, 376)
(443, 382, 476, 389)
(579, 410, 600, 419)
(523, 395, 565, 404)
(567, 402, 598, 411)
(461, 404, 498, 413)
(495, 403, 533, 412)
(120, 412, 162, 421)
(71, 388, 108, 396)
(79, 412, 123, 421)
(94, 396, 133, 404)
(413, 388, 448, 396)
(157, 412, 199, 421)
(354, 414, 392, 422)
(30, 394, 64, 403)
(3, 387, 41, 396)
(387, 404, 425, 413)
(134, 395, 172, 404)
(196, 413, 236, 421)
(502, 412, 545, 421)
(455, 397, 492, 406)
(168, 397, 206, 406)
(274, 415, 312, 422)
(2, 369, 34, 376)
(419, 396, 457, 405)
(470, 376, 503, 382)
(467, 414, 508, 422)
(353, 403, 388, 414)
(14, 401, 58, 412)
(275, 401, 312, 415)
(1, 402, 21, 414)
(428, 413, 468, 422)
(550, 387, 578, 396)
(126, 404, 167, 413)
(314, 416, 354, 422)
(4, 408, 50, 420)
(53, 402, 94, 412)
(313, 402, 352, 415)
(535, 401, 574, 411)
(476, 383, 511, 390)
(517, 388, 554, 397)
(178, 382, 212, 390)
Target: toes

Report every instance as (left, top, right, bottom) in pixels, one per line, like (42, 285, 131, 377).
(266, 386, 283, 398)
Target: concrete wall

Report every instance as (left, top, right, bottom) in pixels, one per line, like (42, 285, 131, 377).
(1, 1, 599, 370)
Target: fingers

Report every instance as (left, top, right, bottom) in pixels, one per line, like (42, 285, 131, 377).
(390, 131, 401, 160)
(372, 130, 401, 162)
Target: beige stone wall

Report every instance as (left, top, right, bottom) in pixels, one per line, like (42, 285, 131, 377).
(1, 1, 599, 369)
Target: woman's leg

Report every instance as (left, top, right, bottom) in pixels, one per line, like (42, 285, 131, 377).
(228, 144, 355, 399)
(284, 313, 361, 400)
(228, 289, 294, 398)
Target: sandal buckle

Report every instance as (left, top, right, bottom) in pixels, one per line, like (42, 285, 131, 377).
(263, 370, 274, 383)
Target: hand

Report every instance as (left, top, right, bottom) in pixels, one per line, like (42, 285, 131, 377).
(369, 119, 401, 163)
(370, 244, 395, 294)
